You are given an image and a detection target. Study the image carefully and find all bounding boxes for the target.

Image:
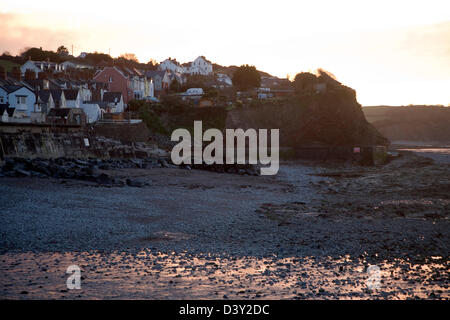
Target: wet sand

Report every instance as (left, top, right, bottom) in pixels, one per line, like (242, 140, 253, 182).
(0, 151, 449, 299)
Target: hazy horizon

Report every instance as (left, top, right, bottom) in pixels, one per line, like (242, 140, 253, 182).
(1, 0, 449, 106)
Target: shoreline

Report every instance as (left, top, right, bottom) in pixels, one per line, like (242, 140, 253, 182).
(0, 150, 448, 299)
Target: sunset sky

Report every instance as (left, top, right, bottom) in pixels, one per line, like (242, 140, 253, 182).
(1, 0, 449, 106)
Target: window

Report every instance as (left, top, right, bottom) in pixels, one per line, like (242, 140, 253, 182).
(16, 96, 26, 105)
(15, 96, 27, 110)
(0, 96, 4, 103)
(109, 76, 113, 82)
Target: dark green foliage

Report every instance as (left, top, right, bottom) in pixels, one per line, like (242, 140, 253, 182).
(169, 79, 182, 93)
(84, 52, 114, 65)
(137, 103, 167, 135)
(232, 64, 261, 91)
(293, 72, 317, 92)
(57, 46, 69, 56)
(20, 47, 63, 63)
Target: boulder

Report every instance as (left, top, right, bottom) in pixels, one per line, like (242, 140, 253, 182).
(96, 173, 113, 185)
(126, 178, 144, 188)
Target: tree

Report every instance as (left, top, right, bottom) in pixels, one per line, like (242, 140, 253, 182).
(20, 47, 62, 62)
(293, 72, 318, 93)
(57, 45, 69, 56)
(232, 65, 261, 91)
(146, 58, 159, 70)
(119, 53, 139, 63)
(170, 78, 182, 93)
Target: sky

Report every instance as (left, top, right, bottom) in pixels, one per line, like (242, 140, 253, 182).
(0, 0, 449, 106)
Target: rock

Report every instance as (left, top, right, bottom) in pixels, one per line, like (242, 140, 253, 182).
(3, 159, 15, 171)
(33, 165, 52, 176)
(96, 173, 112, 185)
(226, 167, 237, 174)
(159, 159, 170, 168)
(75, 159, 90, 166)
(15, 169, 31, 177)
(83, 166, 98, 176)
(126, 179, 143, 188)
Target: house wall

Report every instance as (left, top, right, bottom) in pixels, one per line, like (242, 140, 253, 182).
(107, 97, 124, 113)
(0, 87, 7, 105)
(152, 75, 162, 91)
(94, 67, 132, 104)
(8, 87, 36, 117)
(66, 94, 82, 109)
(188, 57, 213, 75)
(160, 60, 184, 73)
(20, 61, 41, 77)
(144, 78, 154, 98)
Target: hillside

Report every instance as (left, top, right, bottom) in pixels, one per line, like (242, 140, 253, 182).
(212, 63, 272, 78)
(0, 59, 20, 72)
(363, 106, 450, 144)
(227, 90, 387, 148)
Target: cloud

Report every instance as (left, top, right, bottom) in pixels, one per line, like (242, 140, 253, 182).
(0, 12, 80, 55)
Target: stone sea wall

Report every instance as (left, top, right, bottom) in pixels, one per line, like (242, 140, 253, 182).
(0, 123, 161, 162)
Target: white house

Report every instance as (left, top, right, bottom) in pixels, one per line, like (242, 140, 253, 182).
(159, 58, 185, 74)
(80, 102, 101, 123)
(186, 56, 213, 75)
(64, 89, 82, 108)
(49, 89, 66, 109)
(102, 92, 124, 113)
(61, 61, 93, 70)
(216, 73, 232, 86)
(21, 60, 63, 78)
(36, 90, 55, 114)
(0, 85, 37, 118)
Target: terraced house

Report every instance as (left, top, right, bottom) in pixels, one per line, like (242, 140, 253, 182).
(93, 66, 154, 104)
(0, 83, 37, 122)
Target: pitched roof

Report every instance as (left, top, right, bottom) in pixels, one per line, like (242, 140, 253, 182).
(0, 84, 23, 94)
(196, 56, 211, 63)
(145, 70, 166, 78)
(0, 103, 15, 117)
(162, 58, 181, 66)
(37, 90, 52, 103)
(23, 79, 59, 90)
(103, 92, 122, 103)
(63, 89, 79, 100)
(49, 89, 63, 103)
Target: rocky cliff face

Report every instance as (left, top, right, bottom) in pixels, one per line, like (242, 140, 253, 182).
(226, 88, 388, 148)
(0, 124, 165, 160)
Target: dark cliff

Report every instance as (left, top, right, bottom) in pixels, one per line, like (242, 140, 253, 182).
(226, 87, 388, 148)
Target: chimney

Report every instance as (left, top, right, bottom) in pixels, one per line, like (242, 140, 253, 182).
(12, 67, 21, 81)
